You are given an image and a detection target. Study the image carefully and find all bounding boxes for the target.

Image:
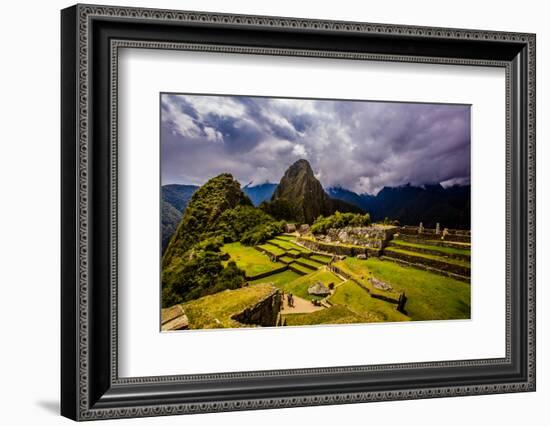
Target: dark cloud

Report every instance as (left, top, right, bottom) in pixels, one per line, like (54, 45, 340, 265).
(161, 94, 470, 194)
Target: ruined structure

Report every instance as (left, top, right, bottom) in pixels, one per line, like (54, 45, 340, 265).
(308, 282, 331, 297)
(231, 288, 282, 327)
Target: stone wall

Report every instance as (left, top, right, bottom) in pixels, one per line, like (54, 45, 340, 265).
(246, 264, 288, 281)
(383, 249, 470, 279)
(399, 226, 470, 243)
(297, 237, 380, 257)
(321, 225, 398, 248)
(231, 289, 282, 327)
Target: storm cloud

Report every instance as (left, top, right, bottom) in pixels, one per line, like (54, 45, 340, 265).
(161, 93, 470, 195)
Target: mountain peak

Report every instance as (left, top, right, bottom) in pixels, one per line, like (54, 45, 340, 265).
(269, 160, 362, 223)
(284, 159, 314, 178)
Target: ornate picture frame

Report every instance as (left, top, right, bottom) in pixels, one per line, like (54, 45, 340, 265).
(61, 4, 535, 421)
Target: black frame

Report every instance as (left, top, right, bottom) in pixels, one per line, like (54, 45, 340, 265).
(61, 4, 536, 421)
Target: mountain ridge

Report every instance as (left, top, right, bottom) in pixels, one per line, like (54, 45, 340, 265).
(327, 183, 470, 229)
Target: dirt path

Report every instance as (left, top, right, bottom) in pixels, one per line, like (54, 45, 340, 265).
(280, 294, 324, 314)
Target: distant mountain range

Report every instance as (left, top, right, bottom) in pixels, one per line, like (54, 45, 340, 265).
(327, 183, 470, 229)
(161, 184, 198, 251)
(242, 183, 277, 206)
(161, 162, 470, 252)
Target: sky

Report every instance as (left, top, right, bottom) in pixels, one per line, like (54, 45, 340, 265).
(160, 93, 471, 195)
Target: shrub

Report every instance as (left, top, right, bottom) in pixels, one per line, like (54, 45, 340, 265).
(240, 220, 285, 246)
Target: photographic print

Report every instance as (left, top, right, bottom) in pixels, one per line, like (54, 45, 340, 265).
(160, 94, 471, 331)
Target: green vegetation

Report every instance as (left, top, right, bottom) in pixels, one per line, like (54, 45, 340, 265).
(384, 246, 471, 268)
(221, 242, 284, 277)
(311, 211, 372, 234)
(295, 257, 323, 268)
(271, 269, 342, 300)
(336, 257, 470, 320)
(260, 198, 300, 222)
(162, 174, 287, 307)
(330, 281, 409, 322)
(278, 256, 295, 264)
(240, 220, 285, 246)
(310, 254, 332, 264)
(274, 234, 297, 241)
(162, 249, 246, 307)
(267, 238, 310, 253)
(290, 263, 312, 275)
(258, 244, 285, 257)
(391, 239, 471, 256)
(249, 270, 301, 287)
(181, 283, 276, 329)
(283, 305, 374, 326)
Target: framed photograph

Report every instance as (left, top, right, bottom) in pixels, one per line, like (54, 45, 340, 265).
(61, 4, 536, 421)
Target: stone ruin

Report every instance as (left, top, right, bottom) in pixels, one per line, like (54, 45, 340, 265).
(318, 225, 397, 249)
(308, 281, 331, 297)
(284, 223, 297, 233)
(368, 277, 393, 292)
(298, 224, 310, 234)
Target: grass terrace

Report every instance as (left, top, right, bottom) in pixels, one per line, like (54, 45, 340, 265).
(330, 281, 409, 323)
(274, 234, 298, 241)
(220, 242, 284, 277)
(249, 269, 301, 287)
(390, 239, 471, 257)
(257, 244, 285, 257)
(335, 257, 470, 321)
(263, 269, 343, 301)
(296, 257, 324, 268)
(181, 283, 276, 329)
(290, 263, 313, 275)
(283, 304, 375, 326)
(384, 247, 471, 268)
(267, 238, 311, 253)
(310, 254, 332, 264)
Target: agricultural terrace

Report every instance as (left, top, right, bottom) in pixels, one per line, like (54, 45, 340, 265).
(217, 229, 470, 328)
(252, 268, 342, 301)
(333, 257, 471, 320)
(220, 242, 284, 278)
(181, 283, 276, 329)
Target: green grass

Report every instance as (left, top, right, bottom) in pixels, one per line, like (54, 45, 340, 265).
(427, 240, 471, 248)
(257, 244, 285, 256)
(336, 257, 471, 321)
(275, 234, 297, 241)
(295, 257, 323, 268)
(288, 249, 301, 256)
(267, 239, 310, 253)
(310, 254, 332, 264)
(384, 247, 471, 268)
(249, 269, 301, 287)
(279, 256, 295, 264)
(391, 239, 471, 257)
(283, 304, 374, 326)
(290, 263, 313, 275)
(181, 283, 275, 329)
(273, 269, 342, 300)
(330, 281, 409, 323)
(220, 242, 284, 277)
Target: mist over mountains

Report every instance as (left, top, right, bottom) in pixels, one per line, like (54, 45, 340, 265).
(161, 160, 470, 253)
